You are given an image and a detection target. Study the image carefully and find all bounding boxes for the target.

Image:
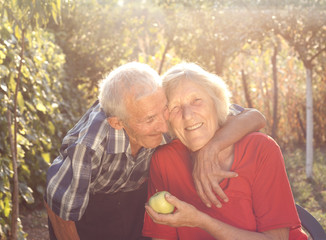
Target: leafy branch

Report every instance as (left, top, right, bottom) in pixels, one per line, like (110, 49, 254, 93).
(6, 27, 25, 240)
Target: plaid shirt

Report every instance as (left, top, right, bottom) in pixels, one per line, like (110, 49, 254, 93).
(46, 101, 243, 221)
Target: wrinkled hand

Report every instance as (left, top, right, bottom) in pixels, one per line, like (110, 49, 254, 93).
(192, 144, 237, 208)
(145, 193, 200, 228)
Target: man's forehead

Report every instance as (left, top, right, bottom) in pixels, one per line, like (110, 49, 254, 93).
(125, 89, 166, 119)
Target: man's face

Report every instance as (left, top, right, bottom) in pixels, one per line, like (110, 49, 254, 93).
(122, 88, 169, 155)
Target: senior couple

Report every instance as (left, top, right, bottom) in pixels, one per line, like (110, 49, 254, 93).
(45, 62, 307, 239)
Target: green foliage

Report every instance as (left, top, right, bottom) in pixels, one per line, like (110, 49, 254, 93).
(0, 0, 81, 238)
(0, 21, 67, 239)
(48, 0, 150, 103)
(0, 0, 325, 238)
(267, 7, 326, 68)
(171, 8, 257, 75)
(2, 0, 61, 29)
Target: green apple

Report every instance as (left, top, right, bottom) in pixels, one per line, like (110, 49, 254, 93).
(149, 191, 175, 214)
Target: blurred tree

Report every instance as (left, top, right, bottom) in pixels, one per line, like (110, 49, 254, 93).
(172, 7, 260, 76)
(48, 0, 153, 104)
(271, 6, 326, 178)
(1, 0, 63, 238)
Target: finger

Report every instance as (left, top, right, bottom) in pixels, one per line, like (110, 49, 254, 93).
(145, 205, 165, 222)
(206, 170, 230, 204)
(164, 193, 179, 207)
(211, 182, 228, 203)
(217, 170, 238, 179)
(201, 183, 222, 208)
(165, 193, 190, 210)
(194, 179, 212, 208)
(145, 204, 173, 225)
(145, 203, 156, 215)
(145, 205, 158, 220)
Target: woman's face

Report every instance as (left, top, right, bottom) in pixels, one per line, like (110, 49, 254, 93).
(168, 79, 219, 151)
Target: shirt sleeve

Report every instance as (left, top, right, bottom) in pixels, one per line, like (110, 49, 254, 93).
(229, 104, 244, 116)
(46, 143, 94, 221)
(250, 134, 301, 232)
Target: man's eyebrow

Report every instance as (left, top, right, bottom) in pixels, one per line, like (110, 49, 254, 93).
(146, 114, 155, 119)
(142, 101, 168, 121)
(140, 114, 155, 122)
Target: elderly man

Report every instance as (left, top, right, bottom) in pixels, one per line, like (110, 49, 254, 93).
(45, 62, 265, 240)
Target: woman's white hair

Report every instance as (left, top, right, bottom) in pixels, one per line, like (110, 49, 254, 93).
(98, 62, 161, 119)
(162, 62, 231, 127)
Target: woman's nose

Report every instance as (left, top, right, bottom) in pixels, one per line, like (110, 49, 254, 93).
(182, 105, 194, 120)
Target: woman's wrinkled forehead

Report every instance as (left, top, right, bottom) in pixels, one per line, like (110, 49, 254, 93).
(164, 77, 188, 99)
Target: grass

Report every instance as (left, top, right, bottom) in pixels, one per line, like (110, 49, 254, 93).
(283, 147, 326, 231)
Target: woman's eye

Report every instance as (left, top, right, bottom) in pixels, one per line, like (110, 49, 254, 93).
(170, 106, 180, 114)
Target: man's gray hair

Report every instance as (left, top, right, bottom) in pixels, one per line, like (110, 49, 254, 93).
(98, 62, 161, 119)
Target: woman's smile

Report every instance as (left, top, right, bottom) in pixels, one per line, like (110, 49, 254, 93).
(185, 122, 203, 131)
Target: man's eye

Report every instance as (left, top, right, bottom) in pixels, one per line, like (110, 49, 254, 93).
(146, 117, 155, 123)
(193, 98, 202, 104)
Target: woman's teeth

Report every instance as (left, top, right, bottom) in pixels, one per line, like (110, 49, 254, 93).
(186, 122, 203, 131)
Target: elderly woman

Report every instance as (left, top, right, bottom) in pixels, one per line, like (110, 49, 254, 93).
(142, 63, 307, 240)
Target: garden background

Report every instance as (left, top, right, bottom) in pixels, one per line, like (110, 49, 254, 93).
(0, 0, 325, 239)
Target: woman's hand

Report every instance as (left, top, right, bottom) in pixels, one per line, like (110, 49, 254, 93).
(145, 193, 290, 240)
(145, 193, 202, 228)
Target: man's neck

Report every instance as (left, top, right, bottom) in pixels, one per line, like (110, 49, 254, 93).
(130, 143, 142, 157)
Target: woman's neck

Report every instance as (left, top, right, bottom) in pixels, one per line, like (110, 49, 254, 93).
(191, 144, 234, 171)
(217, 145, 235, 171)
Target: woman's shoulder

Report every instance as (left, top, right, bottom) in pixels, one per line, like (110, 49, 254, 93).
(238, 132, 281, 155)
(152, 139, 190, 165)
(239, 132, 279, 147)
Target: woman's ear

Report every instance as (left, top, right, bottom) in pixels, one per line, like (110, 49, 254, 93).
(107, 117, 124, 130)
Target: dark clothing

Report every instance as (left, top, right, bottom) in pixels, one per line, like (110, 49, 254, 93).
(48, 217, 57, 240)
(75, 183, 149, 240)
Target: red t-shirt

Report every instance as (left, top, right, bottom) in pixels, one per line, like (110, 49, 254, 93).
(142, 132, 307, 240)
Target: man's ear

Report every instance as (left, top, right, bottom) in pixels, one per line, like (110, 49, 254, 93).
(107, 117, 124, 130)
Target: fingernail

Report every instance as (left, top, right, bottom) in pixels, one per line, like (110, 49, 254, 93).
(216, 203, 222, 208)
(206, 203, 211, 208)
(224, 198, 229, 202)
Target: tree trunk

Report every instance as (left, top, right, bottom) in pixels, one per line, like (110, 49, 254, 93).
(241, 70, 253, 108)
(8, 27, 25, 240)
(271, 45, 279, 139)
(158, 38, 171, 75)
(305, 66, 313, 179)
(7, 112, 18, 240)
(296, 111, 306, 140)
